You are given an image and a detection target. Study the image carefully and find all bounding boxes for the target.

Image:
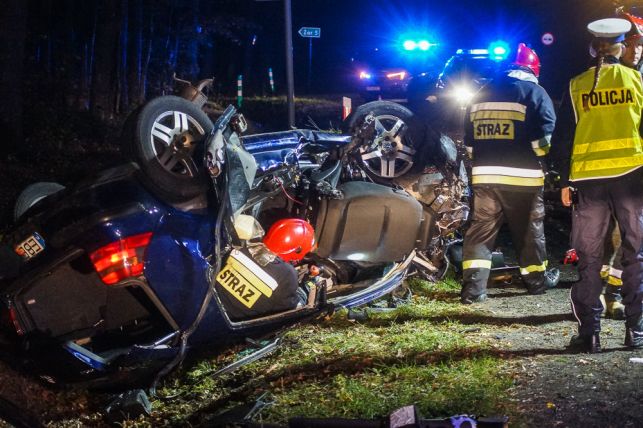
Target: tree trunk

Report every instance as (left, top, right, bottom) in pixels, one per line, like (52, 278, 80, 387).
(116, 0, 129, 113)
(63, 0, 78, 108)
(141, 7, 154, 102)
(42, 0, 53, 76)
(128, 0, 143, 106)
(0, 0, 27, 153)
(90, 0, 119, 121)
(179, 0, 200, 81)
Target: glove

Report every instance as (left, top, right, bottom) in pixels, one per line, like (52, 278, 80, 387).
(562, 248, 578, 265)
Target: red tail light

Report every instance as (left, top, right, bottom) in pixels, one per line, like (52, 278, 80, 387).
(8, 306, 24, 336)
(89, 232, 153, 285)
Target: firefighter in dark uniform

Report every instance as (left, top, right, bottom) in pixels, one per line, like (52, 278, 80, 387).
(552, 18, 643, 353)
(460, 43, 557, 304)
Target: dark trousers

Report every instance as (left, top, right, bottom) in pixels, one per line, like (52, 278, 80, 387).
(571, 169, 643, 336)
(461, 186, 546, 300)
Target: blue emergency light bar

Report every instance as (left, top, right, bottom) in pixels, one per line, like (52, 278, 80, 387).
(455, 41, 511, 61)
(488, 41, 510, 60)
(403, 39, 436, 51)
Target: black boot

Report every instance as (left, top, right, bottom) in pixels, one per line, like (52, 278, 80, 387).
(568, 333, 601, 353)
(625, 316, 643, 348)
(460, 293, 487, 305)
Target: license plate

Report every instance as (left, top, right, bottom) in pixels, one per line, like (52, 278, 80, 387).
(14, 232, 45, 260)
(366, 86, 381, 91)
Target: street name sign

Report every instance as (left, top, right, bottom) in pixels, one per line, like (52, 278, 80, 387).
(298, 27, 321, 38)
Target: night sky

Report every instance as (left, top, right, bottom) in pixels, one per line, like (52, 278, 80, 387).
(257, 0, 617, 97)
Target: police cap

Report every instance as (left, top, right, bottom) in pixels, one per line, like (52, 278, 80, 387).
(587, 18, 632, 43)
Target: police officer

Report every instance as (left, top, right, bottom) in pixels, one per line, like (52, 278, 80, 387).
(599, 13, 643, 320)
(552, 18, 643, 352)
(460, 43, 557, 304)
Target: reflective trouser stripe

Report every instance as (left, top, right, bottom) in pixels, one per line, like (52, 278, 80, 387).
(601, 266, 622, 284)
(520, 261, 548, 275)
(472, 166, 544, 177)
(472, 166, 544, 186)
(607, 275, 623, 286)
(472, 175, 544, 186)
(463, 259, 492, 270)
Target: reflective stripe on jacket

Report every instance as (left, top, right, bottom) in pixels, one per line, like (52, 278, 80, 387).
(569, 63, 643, 181)
(464, 70, 556, 188)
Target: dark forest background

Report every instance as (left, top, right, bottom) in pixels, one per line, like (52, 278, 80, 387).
(0, 0, 294, 157)
(0, 0, 626, 160)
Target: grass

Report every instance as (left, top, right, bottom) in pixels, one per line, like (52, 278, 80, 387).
(145, 277, 517, 426)
(263, 358, 511, 422)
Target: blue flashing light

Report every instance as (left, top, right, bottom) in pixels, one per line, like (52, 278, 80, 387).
(456, 49, 463, 54)
(403, 40, 417, 51)
(418, 40, 430, 50)
(470, 49, 488, 55)
(488, 41, 510, 61)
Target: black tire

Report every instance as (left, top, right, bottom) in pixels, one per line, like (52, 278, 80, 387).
(14, 182, 66, 222)
(343, 101, 425, 181)
(124, 95, 214, 203)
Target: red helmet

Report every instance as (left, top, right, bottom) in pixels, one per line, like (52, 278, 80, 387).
(513, 43, 541, 77)
(263, 219, 316, 262)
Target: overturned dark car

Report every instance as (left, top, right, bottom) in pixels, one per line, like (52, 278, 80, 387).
(0, 90, 469, 389)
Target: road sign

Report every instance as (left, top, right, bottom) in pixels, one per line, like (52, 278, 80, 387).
(541, 32, 555, 46)
(298, 27, 321, 38)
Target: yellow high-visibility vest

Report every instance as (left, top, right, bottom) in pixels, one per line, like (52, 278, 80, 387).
(569, 63, 643, 181)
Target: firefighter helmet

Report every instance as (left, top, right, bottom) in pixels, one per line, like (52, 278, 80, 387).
(263, 219, 316, 262)
(513, 43, 541, 77)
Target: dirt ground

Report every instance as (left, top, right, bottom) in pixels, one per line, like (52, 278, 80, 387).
(478, 219, 643, 428)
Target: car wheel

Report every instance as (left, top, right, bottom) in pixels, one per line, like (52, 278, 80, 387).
(14, 182, 66, 222)
(124, 95, 214, 203)
(344, 101, 424, 181)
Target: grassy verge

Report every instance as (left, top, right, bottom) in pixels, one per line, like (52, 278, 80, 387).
(147, 277, 516, 427)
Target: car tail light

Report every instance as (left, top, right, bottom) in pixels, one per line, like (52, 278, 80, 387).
(8, 306, 24, 336)
(386, 71, 406, 80)
(89, 232, 153, 285)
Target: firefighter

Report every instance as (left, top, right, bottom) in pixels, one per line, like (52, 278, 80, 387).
(460, 43, 557, 304)
(600, 217, 625, 319)
(552, 18, 643, 353)
(621, 11, 643, 71)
